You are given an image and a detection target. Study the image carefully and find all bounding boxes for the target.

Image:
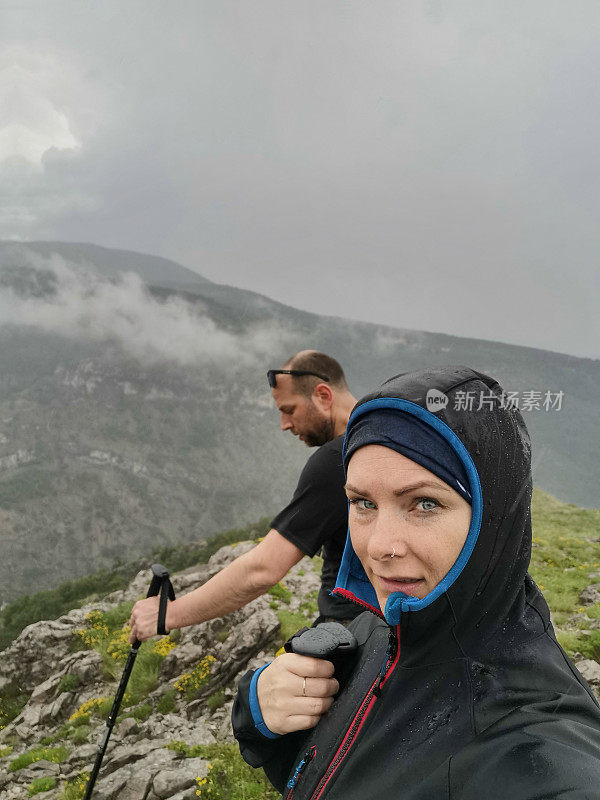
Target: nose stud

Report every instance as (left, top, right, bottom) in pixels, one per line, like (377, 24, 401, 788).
(390, 547, 396, 558)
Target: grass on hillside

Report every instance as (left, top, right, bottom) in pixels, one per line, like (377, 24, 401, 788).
(529, 490, 600, 661)
(9, 744, 70, 772)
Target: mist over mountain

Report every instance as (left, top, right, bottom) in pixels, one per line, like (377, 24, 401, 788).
(0, 241, 597, 602)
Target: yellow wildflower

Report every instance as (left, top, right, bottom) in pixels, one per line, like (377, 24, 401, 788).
(153, 638, 177, 657)
(69, 697, 108, 722)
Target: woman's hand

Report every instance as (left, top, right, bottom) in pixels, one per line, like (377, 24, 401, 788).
(257, 653, 339, 735)
(128, 596, 172, 643)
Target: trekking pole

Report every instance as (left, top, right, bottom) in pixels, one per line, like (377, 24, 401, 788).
(83, 563, 175, 799)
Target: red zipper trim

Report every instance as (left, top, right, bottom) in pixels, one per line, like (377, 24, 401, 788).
(332, 588, 384, 618)
(308, 625, 401, 800)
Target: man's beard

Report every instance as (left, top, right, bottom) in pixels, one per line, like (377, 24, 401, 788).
(301, 410, 336, 447)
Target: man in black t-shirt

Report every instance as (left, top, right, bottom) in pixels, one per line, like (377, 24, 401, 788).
(269, 436, 356, 620)
(129, 350, 360, 641)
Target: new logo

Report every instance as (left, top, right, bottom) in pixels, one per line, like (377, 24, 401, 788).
(425, 389, 449, 413)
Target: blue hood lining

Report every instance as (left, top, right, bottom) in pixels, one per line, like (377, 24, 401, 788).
(334, 398, 483, 626)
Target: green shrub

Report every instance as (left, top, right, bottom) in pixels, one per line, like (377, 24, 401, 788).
(174, 656, 216, 701)
(268, 582, 292, 604)
(275, 609, 309, 648)
(120, 703, 152, 722)
(60, 771, 90, 799)
(54, 719, 92, 744)
(556, 629, 600, 662)
(0, 682, 30, 729)
(299, 590, 319, 617)
(156, 688, 177, 715)
(67, 725, 92, 745)
(58, 674, 81, 694)
(97, 697, 114, 718)
(0, 745, 13, 758)
(206, 690, 226, 713)
(9, 745, 69, 772)
(27, 776, 57, 796)
(71, 712, 93, 728)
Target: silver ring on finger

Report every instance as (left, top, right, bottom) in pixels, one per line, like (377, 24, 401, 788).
(302, 676, 307, 697)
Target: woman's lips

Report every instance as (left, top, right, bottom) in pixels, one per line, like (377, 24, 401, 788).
(378, 576, 424, 595)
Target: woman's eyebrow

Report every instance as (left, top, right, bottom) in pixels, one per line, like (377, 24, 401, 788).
(344, 480, 452, 496)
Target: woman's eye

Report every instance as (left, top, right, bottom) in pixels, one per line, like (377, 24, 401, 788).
(416, 497, 439, 512)
(349, 497, 376, 511)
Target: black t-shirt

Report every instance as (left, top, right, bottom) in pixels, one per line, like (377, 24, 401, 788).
(270, 435, 361, 620)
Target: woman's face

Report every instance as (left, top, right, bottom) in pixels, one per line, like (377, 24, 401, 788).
(345, 444, 472, 611)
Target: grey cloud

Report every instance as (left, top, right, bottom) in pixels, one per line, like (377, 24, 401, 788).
(0, 254, 291, 366)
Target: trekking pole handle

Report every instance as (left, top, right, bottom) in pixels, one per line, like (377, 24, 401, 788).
(146, 563, 175, 636)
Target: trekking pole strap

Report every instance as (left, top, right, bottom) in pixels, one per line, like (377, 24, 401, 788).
(157, 575, 175, 635)
(147, 562, 175, 635)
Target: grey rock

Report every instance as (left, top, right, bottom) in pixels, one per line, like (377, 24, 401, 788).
(13, 723, 34, 742)
(579, 584, 600, 606)
(92, 744, 180, 800)
(14, 761, 60, 784)
(0, 618, 78, 690)
(575, 659, 600, 685)
(143, 714, 215, 747)
(206, 541, 255, 572)
(117, 717, 140, 738)
(152, 757, 208, 798)
(26, 759, 61, 775)
(171, 568, 211, 594)
(29, 674, 63, 706)
(46, 690, 76, 722)
(90, 766, 132, 800)
(68, 650, 104, 684)
(65, 742, 97, 765)
(96, 738, 175, 778)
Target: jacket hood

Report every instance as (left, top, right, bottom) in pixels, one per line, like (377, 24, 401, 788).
(334, 365, 538, 654)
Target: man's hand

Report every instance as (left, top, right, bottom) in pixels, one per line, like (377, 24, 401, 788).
(257, 653, 339, 735)
(129, 596, 171, 643)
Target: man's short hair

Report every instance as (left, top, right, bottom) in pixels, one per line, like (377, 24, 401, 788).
(282, 351, 348, 398)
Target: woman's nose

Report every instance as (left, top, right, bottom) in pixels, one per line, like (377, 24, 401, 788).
(367, 511, 409, 561)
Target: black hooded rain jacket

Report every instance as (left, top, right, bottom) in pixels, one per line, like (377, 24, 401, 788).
(232, 366, 600, 799)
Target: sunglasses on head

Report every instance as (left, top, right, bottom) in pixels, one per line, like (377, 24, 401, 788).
(267, 369, 330, 388)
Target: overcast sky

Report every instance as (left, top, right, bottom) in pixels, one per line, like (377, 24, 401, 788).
(1, 1, 598, 359)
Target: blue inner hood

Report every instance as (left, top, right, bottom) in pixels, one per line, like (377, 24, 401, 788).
(333, 397, 483, 625)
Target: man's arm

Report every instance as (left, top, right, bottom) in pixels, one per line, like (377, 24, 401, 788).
(128, 529, 305, 642)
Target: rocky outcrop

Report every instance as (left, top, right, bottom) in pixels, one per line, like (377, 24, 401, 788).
(579, 584, 600, 606)
(576, 659, 600, 703)
(0, 543, 319, 799)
